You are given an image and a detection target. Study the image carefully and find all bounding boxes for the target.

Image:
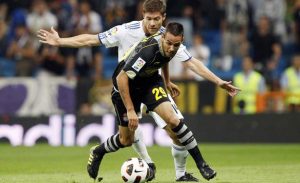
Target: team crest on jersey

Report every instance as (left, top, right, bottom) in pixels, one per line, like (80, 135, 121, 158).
(132, 57, 146, 72)
(107, 27, 118, 36)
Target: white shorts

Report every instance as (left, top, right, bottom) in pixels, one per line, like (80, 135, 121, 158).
(141, 94, 184, 128)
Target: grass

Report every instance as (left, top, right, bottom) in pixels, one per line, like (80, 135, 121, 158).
(0, 144, 300, 183)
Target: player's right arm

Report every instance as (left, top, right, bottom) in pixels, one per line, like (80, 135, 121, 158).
(162, 63, 180, 98)
(37, 27, 100, 47)
(116, 70, 138, 131)
(117, 42, 152, 131)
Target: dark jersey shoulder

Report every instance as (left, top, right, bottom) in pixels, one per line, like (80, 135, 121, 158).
(112, 34, 171, 88)
(123, 35, 171, 80)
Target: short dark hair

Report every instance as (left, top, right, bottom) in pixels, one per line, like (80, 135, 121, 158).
(143, 0, 166, 15)
(165, 22, 184, 37)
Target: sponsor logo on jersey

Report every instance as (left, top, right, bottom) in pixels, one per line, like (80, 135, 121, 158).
(126, 70, 136, 79)
(132, 57, 146, 72)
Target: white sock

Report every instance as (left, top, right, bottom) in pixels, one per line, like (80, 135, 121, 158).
(132, 126, 153, 164)
(172, 143, 188, 179)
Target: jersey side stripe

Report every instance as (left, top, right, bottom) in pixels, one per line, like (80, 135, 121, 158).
(183, 49, 192, 58)
(128, 23, 140, 29)
(159, 27, 166, 33)
(99, 33, 107, 39)
(182, 56, 192, 62)
(129, 22, 140, 26)
(128, 25, 141, 29)
(129, 23, 140, 27)
(128, 26, 140, 29)
(98, 33, 106, 42)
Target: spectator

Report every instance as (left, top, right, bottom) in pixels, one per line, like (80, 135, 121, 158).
(0, 0, 30, 17)
(0, 2, 7, 22)
(233, 56, 266, 114)
(48, 0, 78, 79)
(222, 0, 250, 58)
(104, 2, 127, 29)
(0, 3, 8, 57)
(250, 0, 287, 41)
(36, 44, 65, 76)
(73, 0, 103, 79)
(27, 0, 58, 39)
(6, 21, 36, 76)
(102, 1, 127, 57)
(198, 0, 226, 30)
(30, 44, 67, 116)
(293, 0, 300, 48)
(0, 3, 13, 77)
(249, 16, 282, 89)
(280, 54, 300, 112)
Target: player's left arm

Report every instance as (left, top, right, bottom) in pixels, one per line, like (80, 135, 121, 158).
(183, 57, 241, 97)
(162, 63, 180, 98)
(116, 71, 138, 131)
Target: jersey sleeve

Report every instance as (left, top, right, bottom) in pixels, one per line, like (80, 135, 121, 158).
(170, 44, 192, 63)
(98, 24, 125, 48)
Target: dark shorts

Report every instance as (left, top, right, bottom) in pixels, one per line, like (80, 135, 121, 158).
(111, 77, 169, 127)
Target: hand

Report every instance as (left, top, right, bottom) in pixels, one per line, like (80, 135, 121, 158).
(127, 110, 139, 131)
(218, 80, 241, 97)
(37, 26, 60, 46)
(166, 82, 180, 98)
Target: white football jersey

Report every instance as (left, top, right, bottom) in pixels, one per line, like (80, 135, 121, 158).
(98, 21, 192, 63)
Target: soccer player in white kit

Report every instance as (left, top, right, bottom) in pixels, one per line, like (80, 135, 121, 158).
(37, 0, 240, 181)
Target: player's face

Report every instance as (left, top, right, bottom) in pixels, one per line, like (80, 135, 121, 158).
(161, 32, 183, 58)
(143, 12, 165, 35)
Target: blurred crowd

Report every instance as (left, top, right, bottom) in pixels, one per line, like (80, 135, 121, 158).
(0, 0, 300, 114)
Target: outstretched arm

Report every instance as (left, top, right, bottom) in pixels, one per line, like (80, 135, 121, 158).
(37, 26, 101, 47)
(183, 57, 241, 97)
(116, 70, 138, 131)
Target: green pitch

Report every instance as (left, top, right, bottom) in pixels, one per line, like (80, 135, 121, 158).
(0, 144, 300, 183)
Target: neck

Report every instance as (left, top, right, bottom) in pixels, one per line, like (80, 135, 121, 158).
(159, 39, 166, 57)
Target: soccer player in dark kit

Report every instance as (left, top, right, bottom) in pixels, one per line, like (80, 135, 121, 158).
(87, 22, 219, 182)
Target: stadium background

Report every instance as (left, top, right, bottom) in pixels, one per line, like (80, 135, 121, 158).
(0, 0, 300, 183)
